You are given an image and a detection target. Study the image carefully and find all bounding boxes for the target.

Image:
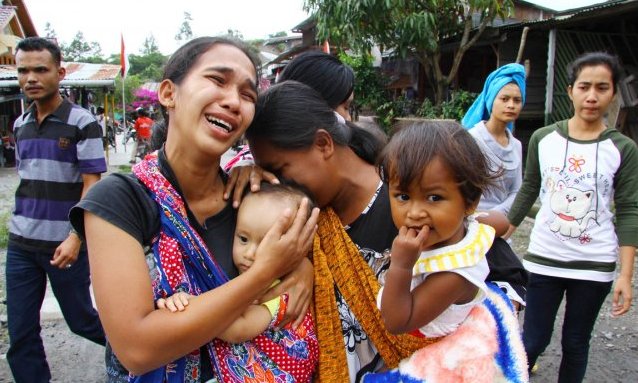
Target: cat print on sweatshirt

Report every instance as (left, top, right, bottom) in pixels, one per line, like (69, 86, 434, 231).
(548, 180, 596, 239)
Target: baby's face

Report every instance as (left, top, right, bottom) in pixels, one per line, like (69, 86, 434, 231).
(232, 194, 298, 273)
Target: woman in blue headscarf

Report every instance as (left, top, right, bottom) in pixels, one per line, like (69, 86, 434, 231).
(462, 63, 526, 215)
(462, 63, 528, 313)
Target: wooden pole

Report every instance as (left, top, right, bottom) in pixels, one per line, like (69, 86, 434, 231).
(515, 27, 530, 64)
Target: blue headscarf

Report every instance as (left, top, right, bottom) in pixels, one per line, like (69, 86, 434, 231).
(461, 63, 526, 131)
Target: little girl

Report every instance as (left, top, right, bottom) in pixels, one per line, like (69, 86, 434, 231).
(378, 120, 496, 338)
(365, 121, 528, 382)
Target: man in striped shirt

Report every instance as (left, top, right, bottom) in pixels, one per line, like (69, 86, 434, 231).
(6, 37, 106, 383)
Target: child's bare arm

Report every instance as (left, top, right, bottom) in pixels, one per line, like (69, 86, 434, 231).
(218, 304, 273, 343)
(380, 226, 425, 334)
(394, 272, 476, 334)
(157, 291, 274, 343)
(381, 226, 477, 334)
(475, 210, 510, 237)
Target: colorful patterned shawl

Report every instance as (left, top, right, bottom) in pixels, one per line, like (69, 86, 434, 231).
(131, 152, 318, 383)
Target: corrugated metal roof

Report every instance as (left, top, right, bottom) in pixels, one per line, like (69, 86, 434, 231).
(63, 62, 121, 81)
(0, 61, 121, 88)
(554, 0, 625, 15)
(0, 64, 15, 78)
(0, 62, 120, 80)
(499, 0, 637, 30)
(263, 35, 302, 45)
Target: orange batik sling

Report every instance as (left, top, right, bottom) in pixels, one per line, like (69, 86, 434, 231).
(312, 208, 439, 382)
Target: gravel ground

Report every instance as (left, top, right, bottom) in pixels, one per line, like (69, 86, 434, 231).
(509, 219, 638, 383)
(1, 165, 636, 382)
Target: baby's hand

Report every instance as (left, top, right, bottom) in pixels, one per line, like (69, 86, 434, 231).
(156, 291, 192, 313)
(390, 226, 430, 270)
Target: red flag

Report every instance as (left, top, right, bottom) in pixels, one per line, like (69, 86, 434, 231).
(120, 33, 129, 78)
(322, 40, 330, 53)
(274, 68, 281, 83)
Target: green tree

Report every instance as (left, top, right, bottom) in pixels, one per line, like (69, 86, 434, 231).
(105, 53, 121, 65)
(338, 53, 386, 118)
(127, 51, 166, 81)
(131, 34, 166, 80)
(141, 35, 160, 55)
(115, 74, 143, 111)
(175, 12, 194, 44)
(44, 22, 57, 39)
(103, 35, 166, 82)
(305, 0, 513, 105)
(267, 31, 288, 53)
(220, 30, 263, 59)
(60, 31, 104, 62)
(223, 29, 244, 39)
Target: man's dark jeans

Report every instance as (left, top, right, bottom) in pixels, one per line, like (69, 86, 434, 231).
(6, 243, 106, 383)
(523, 272, 611, 383)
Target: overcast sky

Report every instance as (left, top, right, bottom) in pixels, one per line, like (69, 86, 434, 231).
(24, 0, 605, 57)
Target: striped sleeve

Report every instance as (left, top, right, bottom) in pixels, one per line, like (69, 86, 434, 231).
(71, 106, 107, 174)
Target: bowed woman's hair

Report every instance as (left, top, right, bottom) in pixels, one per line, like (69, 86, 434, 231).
(246, 80, 382, 165)
(277, 51, 355, 110)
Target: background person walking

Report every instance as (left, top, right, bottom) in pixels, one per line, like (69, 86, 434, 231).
(129, 107, 153, 164)
(6, 37, 106, 383)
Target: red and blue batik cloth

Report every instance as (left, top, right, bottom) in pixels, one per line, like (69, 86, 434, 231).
(130, 151, 318, 383)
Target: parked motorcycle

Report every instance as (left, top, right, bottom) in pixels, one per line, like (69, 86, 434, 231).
(121, 120, 136, 145)
(105, 121, 117, 149)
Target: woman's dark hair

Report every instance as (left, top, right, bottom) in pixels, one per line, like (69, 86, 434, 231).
(136, 107, 148, 118)
(379, 121, 496, 208)
(567, 52, 621, 94)
(246, 80, 382, 165)
(16, 37, 62, 65)
(160, 36, 261, 123)
(277, 51, 354, 109)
